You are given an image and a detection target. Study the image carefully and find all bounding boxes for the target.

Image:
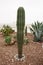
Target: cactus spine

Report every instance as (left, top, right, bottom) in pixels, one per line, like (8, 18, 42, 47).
(17, 7, 25, 58)
(25, 26, 27, 36)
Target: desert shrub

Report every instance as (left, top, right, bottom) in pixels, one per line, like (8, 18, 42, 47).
(30, 21, 43, 42)
(5, 36, 11, 45)
(24, 37, 29, 44)
(1, 25, 14, 36)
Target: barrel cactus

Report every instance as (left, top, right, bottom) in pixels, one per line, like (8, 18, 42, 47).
(17, 7, 25, 58)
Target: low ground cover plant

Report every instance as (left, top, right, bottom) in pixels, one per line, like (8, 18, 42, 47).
(0, 25, 15, 45)
(30, 21, 43, 42)
(1, 25, 14, 36)
(24, 37, 29, 45)
(5, 35, 16, 45)
(5, 36, 11, 45)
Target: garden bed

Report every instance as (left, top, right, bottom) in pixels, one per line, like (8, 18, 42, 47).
(0, 32, 43, 65)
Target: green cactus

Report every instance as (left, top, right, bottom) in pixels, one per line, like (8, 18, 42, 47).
(25, 26, 27, 36)
(17, 7, 25, 58)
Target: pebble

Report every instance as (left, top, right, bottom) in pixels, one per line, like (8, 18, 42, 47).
(11, 59, 14, 62)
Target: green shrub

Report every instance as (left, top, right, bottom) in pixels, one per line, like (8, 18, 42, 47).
(5, 36, 11, 45)
(30, 21, 43, 42)
(1, 25, 14, 36)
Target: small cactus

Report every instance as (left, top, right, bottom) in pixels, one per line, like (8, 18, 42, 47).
(25, 26, 27, 36)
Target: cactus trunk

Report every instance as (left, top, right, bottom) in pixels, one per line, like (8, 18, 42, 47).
(17, 31, 24, 58)
(17, 7, 25, 58)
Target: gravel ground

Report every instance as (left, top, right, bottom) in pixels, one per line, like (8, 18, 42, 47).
(0, 33, 43, 65)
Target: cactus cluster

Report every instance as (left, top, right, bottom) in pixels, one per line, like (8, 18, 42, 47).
(17, 7, 25, 58)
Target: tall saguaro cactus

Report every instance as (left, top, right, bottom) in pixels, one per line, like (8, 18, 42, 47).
(17, 7, 25, 58)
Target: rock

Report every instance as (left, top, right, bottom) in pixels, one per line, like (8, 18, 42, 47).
(11, 59, 14, 62)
